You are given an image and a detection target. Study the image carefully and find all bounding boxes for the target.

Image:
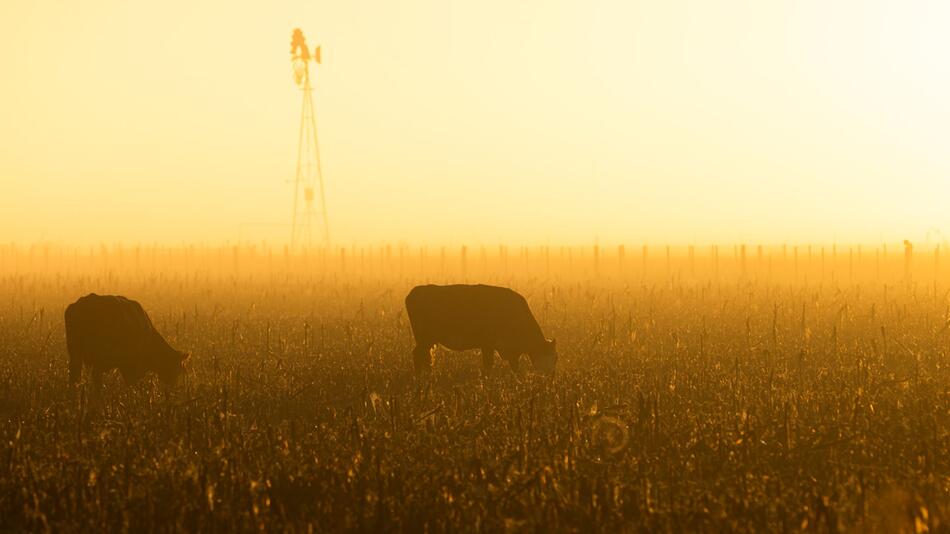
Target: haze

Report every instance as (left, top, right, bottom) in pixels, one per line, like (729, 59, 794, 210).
(2, 0, 949, 246)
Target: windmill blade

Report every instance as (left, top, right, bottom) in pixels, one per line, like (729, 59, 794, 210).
(291, 29, 310, 61)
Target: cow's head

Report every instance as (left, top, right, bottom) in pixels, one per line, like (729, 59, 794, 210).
(158, 350, 190, 384)
(531, 338, 557, 374)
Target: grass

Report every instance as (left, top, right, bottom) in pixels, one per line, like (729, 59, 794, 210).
(1, 250, 948, 531)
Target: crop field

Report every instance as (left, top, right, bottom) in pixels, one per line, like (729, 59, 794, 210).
(1, 244, 949, 532)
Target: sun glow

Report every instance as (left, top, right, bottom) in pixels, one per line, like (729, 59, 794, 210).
(0, 0, 948, 246)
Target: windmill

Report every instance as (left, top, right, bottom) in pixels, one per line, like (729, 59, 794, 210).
(290, 28, 329, 248)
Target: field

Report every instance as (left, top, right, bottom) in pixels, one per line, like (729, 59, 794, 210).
(1, 244, 949, 532)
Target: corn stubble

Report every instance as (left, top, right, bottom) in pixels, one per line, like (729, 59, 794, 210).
(0, 245, 948, 532)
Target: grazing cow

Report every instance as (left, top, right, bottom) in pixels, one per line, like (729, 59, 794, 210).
(405, 284, 557, 374)
(65, 294, 189, 387)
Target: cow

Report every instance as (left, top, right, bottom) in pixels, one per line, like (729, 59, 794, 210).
(405, 284, 557, 374)
(65, 293, 189, 388)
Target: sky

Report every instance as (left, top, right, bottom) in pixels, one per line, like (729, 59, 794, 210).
(1, 0, 949, 247)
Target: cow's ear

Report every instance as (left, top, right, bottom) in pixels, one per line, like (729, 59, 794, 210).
(550, 338, 557, 347)
(180, 351, 191, 362)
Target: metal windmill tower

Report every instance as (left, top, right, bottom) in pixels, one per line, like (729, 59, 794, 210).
(289, 28, 329, 248)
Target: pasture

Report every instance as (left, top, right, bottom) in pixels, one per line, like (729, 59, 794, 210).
(1, 244, 948, 531)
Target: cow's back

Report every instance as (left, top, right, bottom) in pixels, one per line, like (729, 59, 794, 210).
(65, 294, 155, 363)
(406, 284, 541, 351)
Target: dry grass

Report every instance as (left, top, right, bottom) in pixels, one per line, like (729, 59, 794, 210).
(1, 247, 948, 531)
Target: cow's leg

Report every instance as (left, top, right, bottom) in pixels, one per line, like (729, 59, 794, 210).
(502, 352, 523, 375)
(412, 343, 434, 374)
(90, 368, 105, 400)
(68, 351, 83, 385)
(481, 348, 495, 372)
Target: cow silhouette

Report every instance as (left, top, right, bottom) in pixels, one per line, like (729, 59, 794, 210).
(405, 284, 557, 374)
(65, 294, 189, 388)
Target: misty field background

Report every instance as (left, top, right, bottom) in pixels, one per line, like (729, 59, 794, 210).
(1, 244, 948, 532)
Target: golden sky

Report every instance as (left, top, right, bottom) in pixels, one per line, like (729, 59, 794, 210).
(1, 0, 949, 246)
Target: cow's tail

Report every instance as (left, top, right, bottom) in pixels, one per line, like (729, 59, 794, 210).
(64, 304, 82, 384)
(404, 287, 422, 335)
